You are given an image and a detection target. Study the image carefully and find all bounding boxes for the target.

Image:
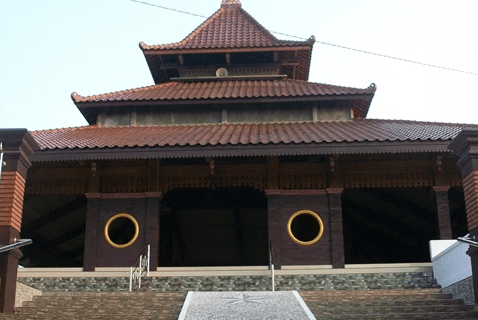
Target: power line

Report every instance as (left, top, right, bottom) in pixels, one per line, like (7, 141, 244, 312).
(129, 0, 478, 76)
(129, 0, 207, 18)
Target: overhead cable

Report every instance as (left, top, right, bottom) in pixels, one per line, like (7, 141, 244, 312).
(129, 0, 478, 76)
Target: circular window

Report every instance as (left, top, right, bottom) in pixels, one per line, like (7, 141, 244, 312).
(104, 213, 139, 249)
(287, 210, 324, 246)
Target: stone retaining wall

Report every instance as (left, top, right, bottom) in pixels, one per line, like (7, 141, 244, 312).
(441, 276, 475, 305)
(15, 282, 42, 307)
(18, 272, 438, 293)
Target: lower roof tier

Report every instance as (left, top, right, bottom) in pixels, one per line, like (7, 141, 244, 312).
(30, 119, 478, 161)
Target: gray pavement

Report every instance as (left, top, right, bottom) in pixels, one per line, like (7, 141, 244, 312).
(178, 291, 316, 320)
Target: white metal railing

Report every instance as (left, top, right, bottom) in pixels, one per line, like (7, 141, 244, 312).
(129, 244, 150, 292)
(0, 238, 32, 254)
(269, 240, 275, 291)
(0, 142, 4, 180)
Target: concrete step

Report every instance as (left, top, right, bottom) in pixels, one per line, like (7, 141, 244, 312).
(2, 292, 185, 320)
(300, 290, 478, 320)
(312, 312, 478, 320)
(2, 288, 478, 319)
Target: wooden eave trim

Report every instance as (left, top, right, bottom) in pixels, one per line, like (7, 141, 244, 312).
(30, 140, 452, 162)
(142, 45, 312, 55)
(74, 93, 375, 109)
(160, 61, 299, 70)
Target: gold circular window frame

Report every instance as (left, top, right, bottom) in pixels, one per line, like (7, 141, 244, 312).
(104, 213, 139, 249)
(287, 210, 324, 246)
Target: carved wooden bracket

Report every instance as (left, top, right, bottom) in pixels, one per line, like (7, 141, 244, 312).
(206, 157, 215, 175)
(91, 162, 97, 177)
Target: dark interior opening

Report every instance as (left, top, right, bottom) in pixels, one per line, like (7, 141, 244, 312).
(20, 194, 87, 267)
(159, 187, 268, 267)
(342, 187, 440, 264)
(107, 217, 136, 246)
(290, 213, 320, 242)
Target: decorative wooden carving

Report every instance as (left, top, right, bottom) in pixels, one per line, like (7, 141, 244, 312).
(343, 171, 433, 188)
(25, 154, 464, 195)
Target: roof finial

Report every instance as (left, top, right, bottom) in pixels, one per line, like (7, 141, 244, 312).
(221, 0, 241, 7)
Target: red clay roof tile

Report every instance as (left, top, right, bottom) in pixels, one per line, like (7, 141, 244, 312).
(31, 120, 477, 151)
(140, 2, 312, 52)
(71, 80, 376, 103)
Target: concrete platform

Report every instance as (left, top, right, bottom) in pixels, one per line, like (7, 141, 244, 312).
(178, 291, 316, 320)
(16, 263, 433, 277)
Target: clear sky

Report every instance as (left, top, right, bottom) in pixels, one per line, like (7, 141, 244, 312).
(1, 0, 477, 131)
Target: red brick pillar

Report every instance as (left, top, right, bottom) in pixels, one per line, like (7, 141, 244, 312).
(448, 129, 478, 304)
(0, 129, 38, 313)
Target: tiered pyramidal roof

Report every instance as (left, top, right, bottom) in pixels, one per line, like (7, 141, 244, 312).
(31, 1, 478, 160)
(140, 0, 313, 52)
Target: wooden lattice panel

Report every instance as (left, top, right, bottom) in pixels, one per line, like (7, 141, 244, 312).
(343, 171, 433, 188)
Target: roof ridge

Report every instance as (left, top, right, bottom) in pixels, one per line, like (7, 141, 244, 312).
(304, 81, 377, 91)
(71, 83, 166, 102)
(359, 118, 478, 126)
(177, 4, 278, 47)
(175, 7, 225, 47)
(30, 124, 98, 134)
(221, 0, 242, 6)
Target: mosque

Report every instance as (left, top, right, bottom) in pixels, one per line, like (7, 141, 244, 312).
(2, 0, 478, 312)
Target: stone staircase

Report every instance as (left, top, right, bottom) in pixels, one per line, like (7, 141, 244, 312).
(1, 292, 184, 320)
(300, 289, 478, 319)
(1, 270, 476, 319)
(2, 288, 477, 319)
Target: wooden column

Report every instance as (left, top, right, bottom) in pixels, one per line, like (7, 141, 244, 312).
(448, 129, 478, 304)
(145, 192, 162, 271)
(265, 189, 283, 269)
(327, 155, 345, 268)
(327, 188, 345, 268)
(0, 129, 38, 313)
(83, 193, 101, 271)
(433, 186, 453, 239)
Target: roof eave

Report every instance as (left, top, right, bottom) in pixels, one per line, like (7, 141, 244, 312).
(141, 44, 313, 55)
(30, 140, 453, 162)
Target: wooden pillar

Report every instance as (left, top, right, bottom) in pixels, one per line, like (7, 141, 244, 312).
(265, 189, 283, 269)
(433, 186, 453, 239)
(0, 129, 38, 313)
(327, 188, 345, 268)
(83, 193, 100, 271)
(327, 155, 345, 268)
(145, 192, 162, 271)
(448, 129, 478, 304)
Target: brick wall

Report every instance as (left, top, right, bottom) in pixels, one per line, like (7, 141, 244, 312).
(266, 190, 333, 267)
(0, 171, 26, 231)
(463, 171, 478, 231)
(84, 193, 161, 269)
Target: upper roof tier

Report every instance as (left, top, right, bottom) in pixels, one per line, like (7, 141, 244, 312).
(140, 1, 313, 51)
(72, 80, 376, 124)
(140, 1, 315, 83)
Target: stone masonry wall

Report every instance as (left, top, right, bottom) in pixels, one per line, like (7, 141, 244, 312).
(18, 272, 439, 293)
(441, 276, 475, 305)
